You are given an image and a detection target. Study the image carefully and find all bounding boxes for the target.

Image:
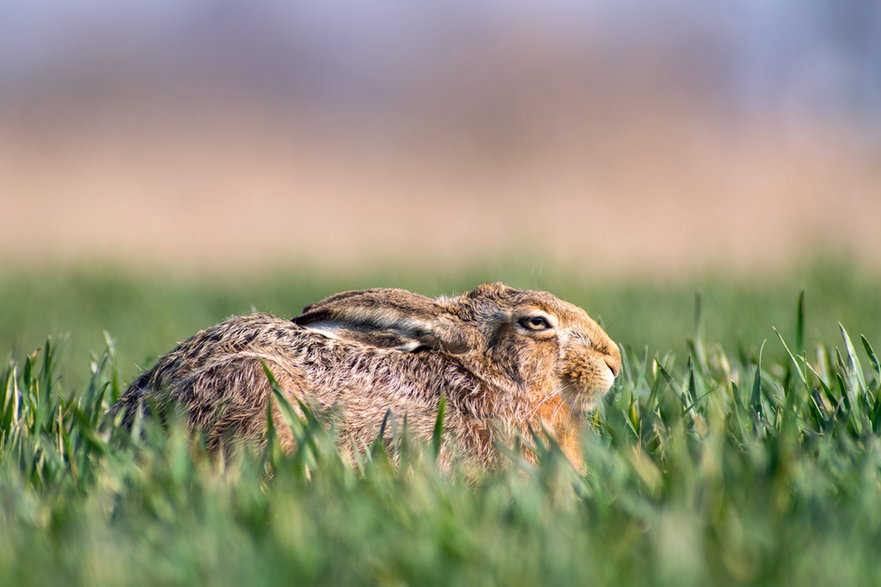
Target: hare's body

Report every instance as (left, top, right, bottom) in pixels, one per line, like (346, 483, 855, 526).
(116, 314, 504, 465)
(110, 283, 621, 469)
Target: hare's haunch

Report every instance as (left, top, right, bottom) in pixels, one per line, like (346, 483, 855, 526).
(109, 283, 620, 469)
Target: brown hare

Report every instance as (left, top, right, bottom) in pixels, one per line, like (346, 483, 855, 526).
(109, 283, 621, 470)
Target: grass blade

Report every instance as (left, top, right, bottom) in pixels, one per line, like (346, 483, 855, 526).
(432, 393, 446, 459)
(795, 290, 805, 359)
(751, 340, 766, 421)
(861, 335, 881, 384)
(773, 327, 807, 387)
(839, 324, 868, 394)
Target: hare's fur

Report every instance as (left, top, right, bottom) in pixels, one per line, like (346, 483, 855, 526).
(109, 283, 621, 469)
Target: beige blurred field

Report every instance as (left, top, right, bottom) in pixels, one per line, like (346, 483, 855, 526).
(3, 107, 878, 275)
(2, 5, 880, 276)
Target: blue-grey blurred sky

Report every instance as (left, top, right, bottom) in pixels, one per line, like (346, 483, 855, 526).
(1, 1, 879, 130)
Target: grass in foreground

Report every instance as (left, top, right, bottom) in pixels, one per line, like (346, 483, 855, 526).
(2, 292, 881, 586)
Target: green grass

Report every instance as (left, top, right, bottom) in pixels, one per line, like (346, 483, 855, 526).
(2, 258, 881, 585)
(2, 256, 879, 387)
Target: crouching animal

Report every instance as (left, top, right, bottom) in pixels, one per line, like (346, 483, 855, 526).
(109, 283, 621, 470)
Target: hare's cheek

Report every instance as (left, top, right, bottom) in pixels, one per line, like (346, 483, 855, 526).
(597, 367, 617, 394)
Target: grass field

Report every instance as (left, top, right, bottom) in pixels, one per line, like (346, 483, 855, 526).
(2, 258, 881, 585)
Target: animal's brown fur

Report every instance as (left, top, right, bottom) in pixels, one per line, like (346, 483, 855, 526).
(108, 283, 621, 470)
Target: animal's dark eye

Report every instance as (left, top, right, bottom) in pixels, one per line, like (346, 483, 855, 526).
(520, 315, 552, 331)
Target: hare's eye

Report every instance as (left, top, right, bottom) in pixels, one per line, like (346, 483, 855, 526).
(520, 315, 552, 331)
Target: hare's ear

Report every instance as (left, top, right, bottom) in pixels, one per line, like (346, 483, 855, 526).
(292, 289, 474, 353)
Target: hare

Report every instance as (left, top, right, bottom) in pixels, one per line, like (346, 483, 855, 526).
(109, 283, 621, 470)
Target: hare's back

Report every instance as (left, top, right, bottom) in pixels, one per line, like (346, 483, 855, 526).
(109, 314, 304, 418)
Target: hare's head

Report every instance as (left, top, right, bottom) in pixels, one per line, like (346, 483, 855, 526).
(293, 283, 620, 415)
(449, 283, 621, 413)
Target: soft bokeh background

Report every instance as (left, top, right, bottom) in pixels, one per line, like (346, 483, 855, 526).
(2, 1, 880, 274)
(5, 10, 881, 583)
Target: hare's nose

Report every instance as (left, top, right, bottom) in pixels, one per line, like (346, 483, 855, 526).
(604, 344, 622, 377)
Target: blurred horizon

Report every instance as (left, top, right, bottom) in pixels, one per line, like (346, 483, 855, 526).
(2, 1, 880, 274)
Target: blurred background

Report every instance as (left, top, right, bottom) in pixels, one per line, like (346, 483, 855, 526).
(1, 1, 880, 274)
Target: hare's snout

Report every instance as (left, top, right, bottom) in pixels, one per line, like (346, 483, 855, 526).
(603, 343, 622, 378)
(585, 339, 621, 399)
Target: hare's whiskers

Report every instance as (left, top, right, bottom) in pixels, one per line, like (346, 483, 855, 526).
(549, 392, 568, 422)
(525, 385, 563, 421)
